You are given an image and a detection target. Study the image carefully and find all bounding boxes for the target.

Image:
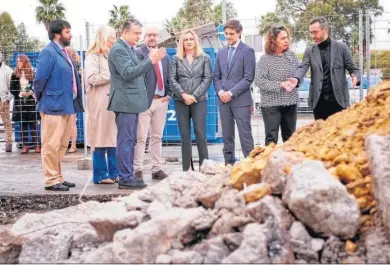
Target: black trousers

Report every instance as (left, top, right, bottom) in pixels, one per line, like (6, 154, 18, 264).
(261, 105, 297, 146)
(175, 100, 209, 171)
(20, 121, 40, 147)
(313, 97, 344, 120)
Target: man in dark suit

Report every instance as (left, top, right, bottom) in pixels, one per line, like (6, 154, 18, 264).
(287, 17, 360, 120)
(134, 27, 171, 181)
(34, 20, 84, 191)
(213, 19, 256, 165)
(108, 19, 166, 189)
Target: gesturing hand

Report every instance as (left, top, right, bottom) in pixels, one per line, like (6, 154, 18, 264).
(149, 48, 167, 64)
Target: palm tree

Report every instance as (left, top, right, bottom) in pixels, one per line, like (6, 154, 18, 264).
(35, 0, 66, 31)
(108, 5, 133, 34)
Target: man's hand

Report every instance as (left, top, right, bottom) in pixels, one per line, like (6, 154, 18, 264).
(351, 74, 358, 88)
(287, 78, 299, 89)
(149, 48, 167, 64)
(219, 91, 232, 103)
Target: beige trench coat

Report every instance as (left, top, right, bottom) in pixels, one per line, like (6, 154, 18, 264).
(85, 53, 117, 151)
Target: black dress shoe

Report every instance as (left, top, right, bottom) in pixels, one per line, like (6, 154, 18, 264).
(45, 183, 69, 191)
(62, 181, 76, 188)
(118, 179, 147, 190)
(152, 170, 168, 180)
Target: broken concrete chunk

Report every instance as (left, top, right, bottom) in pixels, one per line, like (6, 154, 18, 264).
(262, 149, 305, 194)
(283, 160, 360, 239)
(246, 195, 294, 230)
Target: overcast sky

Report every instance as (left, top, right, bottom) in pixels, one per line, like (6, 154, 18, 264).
(1, 0, 390, 50)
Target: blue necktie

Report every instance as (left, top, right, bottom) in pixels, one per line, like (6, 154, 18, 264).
(227, 46, 235, 69)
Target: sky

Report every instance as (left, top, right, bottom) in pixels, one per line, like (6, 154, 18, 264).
(1, 0, 390, 51)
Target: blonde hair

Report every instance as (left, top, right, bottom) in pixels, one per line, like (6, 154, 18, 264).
(86, 26, 116, 55)
(176, 29, 203, 60)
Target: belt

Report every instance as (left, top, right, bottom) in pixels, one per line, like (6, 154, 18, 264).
(154, 95, 163, 99)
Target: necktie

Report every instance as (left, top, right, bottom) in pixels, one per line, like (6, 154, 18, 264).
(227, 46, 235, 69)
(154, 63, 164, 91)
(62, 49, 77, 98)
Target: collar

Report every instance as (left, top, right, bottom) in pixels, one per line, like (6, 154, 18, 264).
(53, 40, 64, 50)
(121, 38, 135, 49)
(318, 37, 331, 49)
(230, 40, 241, 49)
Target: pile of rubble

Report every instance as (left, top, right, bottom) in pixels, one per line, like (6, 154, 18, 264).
(1, 82, 390, 264)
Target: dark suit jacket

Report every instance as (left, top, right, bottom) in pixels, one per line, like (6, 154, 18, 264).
(169, 54, 212, 102)
(213, 41, 256, 107)
(107, 39, 153, 114)
(294, 39, 360, 109)
(135, 44, 171, 108)
(34, 41, 84, 114)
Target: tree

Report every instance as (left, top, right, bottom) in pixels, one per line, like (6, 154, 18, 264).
(108, 5, 133, 34)
(212, 1, 237, 24)
(14, 23, 45, 52)
(35, 0, 66, 31)
(166, 0, 238, 33)
(0, 12, 18, 60)
(258, 12, 292, 35)
(258, 0, 383, 50)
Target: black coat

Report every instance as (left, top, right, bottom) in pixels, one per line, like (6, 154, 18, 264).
(10, 74, 40, 123)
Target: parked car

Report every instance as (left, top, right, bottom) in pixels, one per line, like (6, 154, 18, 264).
(348, 75, 382, 104)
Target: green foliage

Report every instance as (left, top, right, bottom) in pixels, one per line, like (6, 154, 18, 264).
(108, 5, 133, 34)
(165, 0, 237, 32)
(35, 0, 66, 31)
(258, 0, 383, 50)
(0, 12, 18, 60)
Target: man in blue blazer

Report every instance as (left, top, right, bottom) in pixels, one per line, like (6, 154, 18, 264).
(108, 19, 166, 189)
(34, 20, 84, 191)
(134, 27, 171, 181)
(213, 20, 256, 165)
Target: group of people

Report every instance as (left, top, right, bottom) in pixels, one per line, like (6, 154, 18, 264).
(0, 15, 360, 191)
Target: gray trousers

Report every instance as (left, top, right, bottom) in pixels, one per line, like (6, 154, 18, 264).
(261, 105, 297, 146)
(219, 104, 254, 165)
(175, 100, 209, 171)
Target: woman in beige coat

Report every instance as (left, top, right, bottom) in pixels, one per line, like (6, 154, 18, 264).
(85, 26, 117, 184)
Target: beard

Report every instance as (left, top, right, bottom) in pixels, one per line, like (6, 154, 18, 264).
(59, 36, 71, 47)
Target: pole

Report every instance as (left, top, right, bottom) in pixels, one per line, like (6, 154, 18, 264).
(366, 11, 371, 91)
(85, 21, 90, 50)
(222, 0, 227, 24)
(359, 10, 364, 101)
(79, 35, 88, 158)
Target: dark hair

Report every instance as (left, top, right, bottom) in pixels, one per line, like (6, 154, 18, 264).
(223, 19, 243, 34)
(264, 25, 291, 55)
(121, 18, 143, 33)
(309, 17, 329, 29)
(48, 20, 71, 40)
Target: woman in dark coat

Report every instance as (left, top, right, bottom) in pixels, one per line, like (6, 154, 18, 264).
(10, 54, 40, 154)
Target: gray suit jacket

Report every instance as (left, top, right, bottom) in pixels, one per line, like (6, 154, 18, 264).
(169, 54, 212, 102)
(135, 45, 171, 108)
(107, 38, 153, 113)
(294, 39, 360, 109)
(213, 41, 256, 107)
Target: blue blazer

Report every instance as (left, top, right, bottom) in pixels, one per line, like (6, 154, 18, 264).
(34, 41, 84, 115)
(213, 41, 256, 108)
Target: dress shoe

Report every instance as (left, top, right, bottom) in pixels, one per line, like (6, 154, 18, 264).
(45, 183, 69, 191)
(118, 179, 147, 190)
(135, 171, 143, 179)
(34, 146, 41, 153)
(5, 143, 12, 152)
(152, 170, 168, 180)
(21, 146, 28, 154)
(62, 181, 76, 188)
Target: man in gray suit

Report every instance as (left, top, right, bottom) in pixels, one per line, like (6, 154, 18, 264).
(108, 18, 166, 189)
(213, 19, 256, 165)
(134, 27, 171, 181)
(287, 17, 360, 120)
